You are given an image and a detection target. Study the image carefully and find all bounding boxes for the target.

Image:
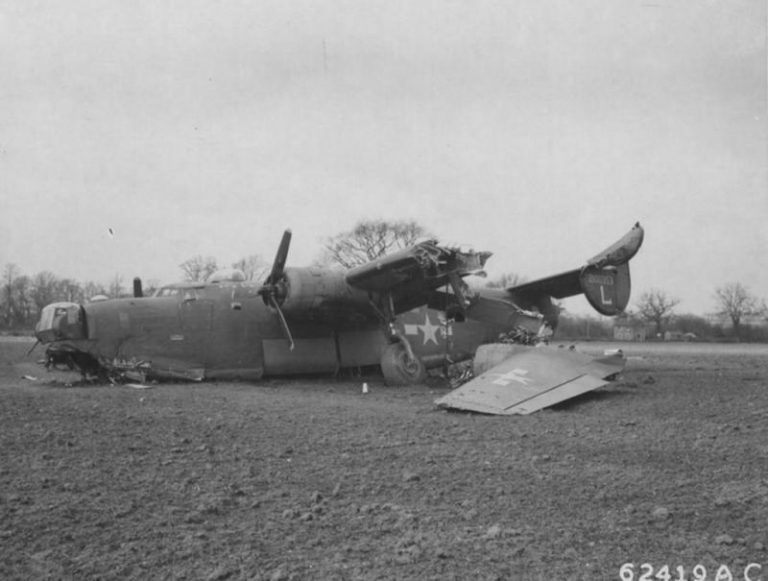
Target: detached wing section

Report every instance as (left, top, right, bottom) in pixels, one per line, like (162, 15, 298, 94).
(507, 222, 644, 316)
(345, 241, 491, 314)
(435, 347, 625, 415)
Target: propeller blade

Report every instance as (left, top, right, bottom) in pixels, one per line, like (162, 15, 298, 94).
(267, 229, 292, 284)
(269, 295, 295, 351)
(259, 229, 294, 350)
(25, 340, 40, 357)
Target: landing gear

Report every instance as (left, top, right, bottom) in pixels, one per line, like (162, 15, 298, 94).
(380, 342, 426, 386)
(370, 291, 427, 386)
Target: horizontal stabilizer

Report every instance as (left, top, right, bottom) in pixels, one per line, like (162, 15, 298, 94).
(435, 346, 625, 415)
(506, 223, 644, 316)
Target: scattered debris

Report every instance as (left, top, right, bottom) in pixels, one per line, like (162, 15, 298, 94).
(402, 470, 420, 483)
(485, 524, 502, 539)
(651, 506, 670, 521)
(497, 326, 542, 346)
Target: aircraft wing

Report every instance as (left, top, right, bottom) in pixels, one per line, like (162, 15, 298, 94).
(345, 240, 491, 313)
(434, 347, 625, 415)
(506, 222, 644, 316)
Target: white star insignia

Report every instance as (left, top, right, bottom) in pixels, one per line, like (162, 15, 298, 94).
(418, 313, 440, 345)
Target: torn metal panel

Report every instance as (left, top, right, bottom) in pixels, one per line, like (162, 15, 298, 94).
(106, 356, 205, 382)
(345, 240, 491, 294)
(435, 345, 625, 415)
(585, 222, 644, 269)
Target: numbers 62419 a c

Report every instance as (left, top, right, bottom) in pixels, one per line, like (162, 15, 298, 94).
(619, 562, 764, 581)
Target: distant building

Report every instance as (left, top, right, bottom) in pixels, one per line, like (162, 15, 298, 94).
(613, 317, 647, 342)
(664, 331, 697, 342)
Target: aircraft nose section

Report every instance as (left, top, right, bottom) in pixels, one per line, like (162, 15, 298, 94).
(35, 302, 85, 343)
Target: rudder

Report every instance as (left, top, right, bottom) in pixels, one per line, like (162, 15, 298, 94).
(580, 262, 631, 316)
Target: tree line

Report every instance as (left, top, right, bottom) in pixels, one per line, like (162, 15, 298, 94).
(0, 254, 269, 331)
(621, 284, 767, 342)
(1, 264, 111, 330)
(554, 284, 768, 343)
(3, 220, 766, 341)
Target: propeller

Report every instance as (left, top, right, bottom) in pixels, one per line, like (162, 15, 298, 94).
(25, 340, 40, 357)
(259, 229, 295, 350)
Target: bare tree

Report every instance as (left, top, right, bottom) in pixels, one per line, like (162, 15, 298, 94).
(108, 274, 124, 298)
(485, 272, 526, 289)
(11, 275, 32, 326)
(714, 282, 763, 336)
(636, 288, 680, 336)
(321, 219, 432, 268)
(2, 263, 21, 327)
(180, 256, 218, 281)
(232, 254, 268, 281)
(55, 278, 83, 303)
(143, 279, 161, 296)
(31, 271, 59, 314)
(82, 280, 108, 301)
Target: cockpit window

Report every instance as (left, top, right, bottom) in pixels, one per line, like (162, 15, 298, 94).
(35, 302, 85, 342)
(37, 302, 77, 332)
(182, 288, 208, 301)
(154, 286, 208, 300)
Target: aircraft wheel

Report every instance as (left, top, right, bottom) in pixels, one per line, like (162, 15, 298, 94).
(380, 342, 426, 386)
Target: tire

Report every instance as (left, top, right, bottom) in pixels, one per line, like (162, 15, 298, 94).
(380, 342, 427, 386)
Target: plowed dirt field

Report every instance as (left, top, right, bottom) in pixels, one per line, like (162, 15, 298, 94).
(2, 339, 767, 580)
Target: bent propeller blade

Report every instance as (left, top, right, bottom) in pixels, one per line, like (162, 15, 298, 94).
(270, 295, 295, 351)
(267, 229, 292, 284)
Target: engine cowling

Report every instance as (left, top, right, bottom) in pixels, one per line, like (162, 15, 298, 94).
(276, 267, 371, 322)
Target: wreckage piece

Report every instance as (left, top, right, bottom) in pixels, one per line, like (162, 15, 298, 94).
(346, 240, 491, 314)
(507, 222, 644, 317)
(32, 225, 642, 387)
(435, 344, 626, 415)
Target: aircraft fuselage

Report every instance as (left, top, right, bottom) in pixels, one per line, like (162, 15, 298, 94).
(36, 280, 541, 382)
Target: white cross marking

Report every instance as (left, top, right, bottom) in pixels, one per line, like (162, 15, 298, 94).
(491, 368, 532, 386)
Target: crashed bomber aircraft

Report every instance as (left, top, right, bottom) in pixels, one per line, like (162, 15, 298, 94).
(35, 223, 644, 415)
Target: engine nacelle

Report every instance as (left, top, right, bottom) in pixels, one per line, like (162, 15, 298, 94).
(278, 267, 371, 322)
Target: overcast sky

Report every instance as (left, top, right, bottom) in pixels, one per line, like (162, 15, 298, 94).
(1, 0, 765, 315)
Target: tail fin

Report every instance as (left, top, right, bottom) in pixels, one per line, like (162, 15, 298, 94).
(580, 262, 631, 316)
(579, 222, 643, 315)
(506, 223, 644, 317)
